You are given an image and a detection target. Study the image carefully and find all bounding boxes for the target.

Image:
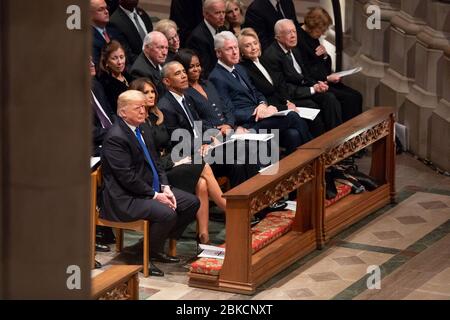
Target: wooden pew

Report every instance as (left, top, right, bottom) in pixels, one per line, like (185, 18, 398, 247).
(187, 107, 396, 294)
(188, 149, 323, 294)
(91, 265, 142, 300)
(300, 107, 396, 245)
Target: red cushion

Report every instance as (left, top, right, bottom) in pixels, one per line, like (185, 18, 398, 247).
(190, 185, 352, 276)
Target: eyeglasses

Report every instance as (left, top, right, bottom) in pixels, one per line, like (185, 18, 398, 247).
(167, 34, 179, 42)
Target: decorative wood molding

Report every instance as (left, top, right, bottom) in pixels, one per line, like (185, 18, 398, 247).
(98, 283, 130, 300)
(249, 163, 315, 215)
(322, 120, 391, 167)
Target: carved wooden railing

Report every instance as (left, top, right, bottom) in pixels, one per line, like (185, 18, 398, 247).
(189, 149, 323, 294)
(300, 107, 396, 243)
(188, 107, 396, 294)
(91, 265, 141, 300)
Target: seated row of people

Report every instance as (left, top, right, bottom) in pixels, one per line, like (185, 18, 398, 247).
(92, 1, 363, 275)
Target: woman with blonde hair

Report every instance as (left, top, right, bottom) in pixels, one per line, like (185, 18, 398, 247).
(153, 19, 180, 62)
(225, 0, 245, 36)
(130, 77, 226, 245)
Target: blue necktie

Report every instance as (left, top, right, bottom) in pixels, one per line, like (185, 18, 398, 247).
(135, 127, 160, 192)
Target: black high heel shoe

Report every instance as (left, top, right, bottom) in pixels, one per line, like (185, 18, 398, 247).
(345, 169, 380, 191)
(331, 166, 365, 194)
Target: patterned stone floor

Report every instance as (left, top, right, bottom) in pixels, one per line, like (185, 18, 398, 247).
(93, 153, 450, 300)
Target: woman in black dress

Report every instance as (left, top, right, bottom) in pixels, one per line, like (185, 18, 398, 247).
(298, 7, 362, 122)
(97, 40, 133, 113)
(130, 78, 226, 244)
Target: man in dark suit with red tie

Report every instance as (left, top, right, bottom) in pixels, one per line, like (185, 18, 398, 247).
(90, 0, 131, 66)
(100, 90, 199, 276)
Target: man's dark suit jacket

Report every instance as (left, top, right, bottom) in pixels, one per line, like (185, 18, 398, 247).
(129, 52, 166, 96)
(239, 58, 292, 111)
(158, 91, 212, 146)
(185, 80, 236, 129)
(100, 118, 169, 222)
(244, 0, 300, 50)
(262, 41, 316, 100)
(92, 24, 130, 66)
(109, 6, 153, 64)
(186, 21, 218, 78)
(208, 63, 266, 127)
(91, 78, 116, 156)
(169, 0, 203, 47)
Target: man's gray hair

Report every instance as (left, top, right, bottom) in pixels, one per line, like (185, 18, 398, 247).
(142, 31, 165, 51)
(203, 0, 225, 13)
(214, 30, 238, 50)
(274, 18, 294, 37)
(161, 61, 183, 79)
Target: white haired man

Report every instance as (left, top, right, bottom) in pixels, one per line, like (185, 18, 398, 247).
(130, 31, 169, 95)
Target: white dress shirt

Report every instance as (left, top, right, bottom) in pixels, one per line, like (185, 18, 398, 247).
(169, 91, 198, 138)
(120, 6, 149, 36)
(277, 42, 315, 95)
(253, 58, 273, 85)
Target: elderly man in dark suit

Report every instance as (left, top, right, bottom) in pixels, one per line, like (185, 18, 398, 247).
(209, 31, 311, 156)
(100, 90, 199, 276)
(109, 0, 153, 64)
(262, 19, 342, 132)
(186, 0, 228, 78)
(130, 31, 168, 96)
(244, 0, 300, 50)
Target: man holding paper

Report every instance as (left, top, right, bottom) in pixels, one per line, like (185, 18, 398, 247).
(262, 19, 343, 132)
(209, 31, 312, 156)
(297, 7, 362, 122)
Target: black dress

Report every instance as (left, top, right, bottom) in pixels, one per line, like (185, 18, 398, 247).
(97, 71, 132, 114)
(297, 26, 362, 122)
(141, 113, 204, 194)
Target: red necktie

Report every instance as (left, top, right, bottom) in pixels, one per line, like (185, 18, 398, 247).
(103, 30, 110, 43)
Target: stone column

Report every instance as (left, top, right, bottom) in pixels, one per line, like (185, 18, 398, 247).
(403, 1, 450, 159)
(378, 0, 427, 118)
(1, 0, 92, 299)
(343, 0, 400, 111)
(429, 47, 450, 172)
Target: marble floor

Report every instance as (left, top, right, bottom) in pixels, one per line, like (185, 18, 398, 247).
(93, 152, 450, 300)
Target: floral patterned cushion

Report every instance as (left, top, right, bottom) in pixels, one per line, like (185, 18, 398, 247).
(190, 185, 352, 276)
(325, 184, 352, 207)
(251, 210, 295, 253)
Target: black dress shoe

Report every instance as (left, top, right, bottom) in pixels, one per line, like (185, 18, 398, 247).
(96, 226, 116, 245)
(150, 252, 180, 263)
(95, 243, 111, 252)
(95, 260, 102, 269)
(346, 169, 380, 191)
(149, 262, 164, 277)
(267, 200, 288, 212)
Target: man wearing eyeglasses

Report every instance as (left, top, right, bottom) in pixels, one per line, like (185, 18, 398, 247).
(130, 31, 169, 96)
(100, 90, 199, 276)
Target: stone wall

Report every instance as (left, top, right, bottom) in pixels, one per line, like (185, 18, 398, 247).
(344, 0, 450, 171)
